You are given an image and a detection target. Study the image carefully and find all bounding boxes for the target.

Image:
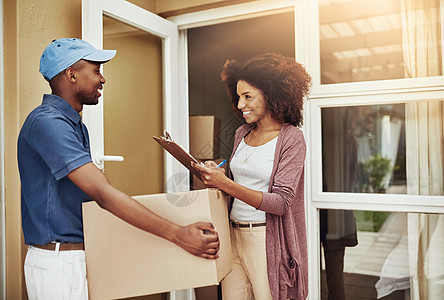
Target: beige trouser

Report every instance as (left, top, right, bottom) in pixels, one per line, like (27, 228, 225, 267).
(222, 225, 272, 300)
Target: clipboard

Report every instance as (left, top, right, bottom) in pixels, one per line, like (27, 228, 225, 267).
(153, 131, 203, 181)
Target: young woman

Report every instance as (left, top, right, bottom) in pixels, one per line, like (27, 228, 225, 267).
(193, 53, 311, 300)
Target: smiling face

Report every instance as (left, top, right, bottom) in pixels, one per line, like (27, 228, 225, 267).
(72, 60, 106, 106)
(236, 80, 271, 124)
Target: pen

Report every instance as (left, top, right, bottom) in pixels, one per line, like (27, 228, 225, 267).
(217, 159, 227, 168)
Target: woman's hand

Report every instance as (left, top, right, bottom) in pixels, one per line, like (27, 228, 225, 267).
(192, 161, 228, 189)
(193, 160, 263, 208)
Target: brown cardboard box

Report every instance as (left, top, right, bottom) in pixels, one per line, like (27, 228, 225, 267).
(82, 189, 232, 300)
(189, 116, 221, 159)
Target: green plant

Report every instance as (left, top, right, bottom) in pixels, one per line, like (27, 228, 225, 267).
(364, 154, 392, 193)
(355, 211, 392, 232)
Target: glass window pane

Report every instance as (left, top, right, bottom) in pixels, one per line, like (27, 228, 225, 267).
(322, 101, 444, 195)
(322, 104, 407, 194)
(319, 0, 443, 84)
(320, 209, 444, 299)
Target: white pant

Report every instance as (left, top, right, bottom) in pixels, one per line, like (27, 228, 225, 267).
(24, 246, 88, 300)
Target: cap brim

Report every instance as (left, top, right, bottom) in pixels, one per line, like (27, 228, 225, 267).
(83, 49, 117, 63)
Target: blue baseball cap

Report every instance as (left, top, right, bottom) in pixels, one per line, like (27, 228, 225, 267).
(39, 38, 117, 81)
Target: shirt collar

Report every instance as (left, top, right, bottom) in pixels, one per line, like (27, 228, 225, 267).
(42, 94, 82, 124)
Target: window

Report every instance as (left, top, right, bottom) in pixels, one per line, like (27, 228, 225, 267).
(311, 1, 444, 299)
(322, 104, 407, 194)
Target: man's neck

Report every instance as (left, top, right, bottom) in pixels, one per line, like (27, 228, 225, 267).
(51, 91, 83, 113)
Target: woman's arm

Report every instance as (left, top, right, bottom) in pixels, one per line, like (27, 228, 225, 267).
(193, 127, 306, 216)
(259, 132, 306, 215)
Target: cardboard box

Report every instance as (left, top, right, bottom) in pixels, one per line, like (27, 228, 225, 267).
(189, 116, 221, 159)
(83, 189, 232, 300)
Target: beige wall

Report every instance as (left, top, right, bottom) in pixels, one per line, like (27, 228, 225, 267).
(157, 0, 256, 17)
(5, 1, 82, 298)
(4, 1, 21, 298)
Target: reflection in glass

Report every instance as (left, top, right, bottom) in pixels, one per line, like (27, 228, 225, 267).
(322, 104, 406, 194)
(319, 0, 443, 83)
(321, 210, 444, 299)
(320, 209, 358, 299)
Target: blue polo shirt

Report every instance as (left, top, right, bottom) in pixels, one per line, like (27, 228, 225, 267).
(17, 94, 93, 245)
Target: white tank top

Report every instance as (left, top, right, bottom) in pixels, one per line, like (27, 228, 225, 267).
(230, 136, 277, 222)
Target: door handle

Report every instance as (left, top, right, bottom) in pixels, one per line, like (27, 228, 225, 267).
(94, 153, 124, 165)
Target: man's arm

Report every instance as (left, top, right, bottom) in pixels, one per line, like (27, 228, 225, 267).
(68, 162, 219, 259)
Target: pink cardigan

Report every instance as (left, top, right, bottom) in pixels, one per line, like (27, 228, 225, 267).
(228, 123, 308, 300)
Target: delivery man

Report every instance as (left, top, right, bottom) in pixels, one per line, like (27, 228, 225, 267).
(17, 38, 219, 299)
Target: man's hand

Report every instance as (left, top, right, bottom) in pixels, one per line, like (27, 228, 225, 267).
(174, 222, 220, 259)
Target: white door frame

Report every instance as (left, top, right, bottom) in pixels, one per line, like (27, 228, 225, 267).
(82, 0, 190, 193)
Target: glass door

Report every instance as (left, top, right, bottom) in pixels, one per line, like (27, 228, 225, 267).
(82, 0, 189, 193)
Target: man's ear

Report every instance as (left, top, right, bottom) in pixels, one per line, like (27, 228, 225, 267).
(65, 67, 77, 82)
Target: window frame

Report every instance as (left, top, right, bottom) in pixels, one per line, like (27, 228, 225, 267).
(310, 92, 444, 210)
(304, 0, 444, 298)
(307, 0, 444, 213)
(306, 0, 444, 93)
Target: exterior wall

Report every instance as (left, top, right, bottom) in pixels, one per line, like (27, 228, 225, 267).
(5, 1, 82, 297)
(4, 0, 81, 298)
(4, 1, 21, 298)
(157, 0, 255, 17)
(127, 0, 157, 11)
(4, 1, 82, 298)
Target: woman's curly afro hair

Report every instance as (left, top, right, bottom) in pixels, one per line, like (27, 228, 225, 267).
(221, 53, 311, 127)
